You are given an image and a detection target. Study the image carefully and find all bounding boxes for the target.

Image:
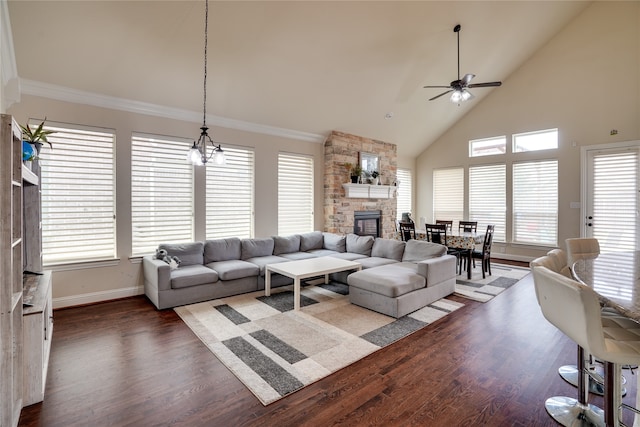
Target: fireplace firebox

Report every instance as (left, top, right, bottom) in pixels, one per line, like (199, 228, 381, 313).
(354, 210, 381, 238)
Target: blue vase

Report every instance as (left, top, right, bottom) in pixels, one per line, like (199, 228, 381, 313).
(22, 141, 35, 161)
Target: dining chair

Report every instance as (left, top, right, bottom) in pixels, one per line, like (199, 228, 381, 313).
(458, 220, 478, 233)
(471, 224, 494, 279)
(398, 222, 416, 241)
(435, 220, 453, 232)
(426, 223, 462, 274)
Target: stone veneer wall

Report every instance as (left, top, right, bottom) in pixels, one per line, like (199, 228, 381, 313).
(324, 130, 397, 239)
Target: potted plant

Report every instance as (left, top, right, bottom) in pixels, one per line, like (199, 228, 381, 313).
(345, 163, 363, 183)
(20, 118, 55, 156)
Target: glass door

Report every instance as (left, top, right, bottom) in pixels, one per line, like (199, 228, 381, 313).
(585, 144, 639, 252)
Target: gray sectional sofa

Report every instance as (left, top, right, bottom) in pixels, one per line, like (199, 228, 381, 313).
(142, 231, 457, 317)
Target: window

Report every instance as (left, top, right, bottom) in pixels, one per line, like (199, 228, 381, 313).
(396, 168, 412, 221)
(469, 164, 506, 242)
(38, 122, 116, 265)
(512, 160, 558, 245)
(433, 168, 464, 225)
(207, 146, 255, 239)
(513, 128, 558, 153)
(469, 136, 506, 157)
(131, 133, 194, 256)
(278, 153, 314, 235)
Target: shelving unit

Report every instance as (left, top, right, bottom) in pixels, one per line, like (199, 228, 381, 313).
(1, 114, 24, 427)
(342, 183, 397, 199)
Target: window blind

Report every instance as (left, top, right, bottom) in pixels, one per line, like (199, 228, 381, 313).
(278, 153, 314, 235)
(131, 134, 194, 256)
(206, 146, 255, 239)
(38, 123, 116, 264)
(512, 160, 558, 245)
(591, 151, 637, 252)
(469, 164, 506, 242)
(433, 168, 464, 225)
(396, 168, 412, 221)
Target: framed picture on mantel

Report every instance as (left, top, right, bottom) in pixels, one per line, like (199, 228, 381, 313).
(359, 152, 379, 174)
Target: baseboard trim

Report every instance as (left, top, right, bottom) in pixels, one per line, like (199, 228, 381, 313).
(493, 254, 534, 263)
(53, 286, 145, 309)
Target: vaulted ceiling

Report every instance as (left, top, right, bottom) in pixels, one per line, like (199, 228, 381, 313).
(8, 1, 590, 158)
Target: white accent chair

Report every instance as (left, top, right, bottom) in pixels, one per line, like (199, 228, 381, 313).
(566, 237, 600, 267)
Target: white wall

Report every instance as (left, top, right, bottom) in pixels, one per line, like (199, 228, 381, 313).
(416, 1, 640, 261)
(8, 95, 324, 307)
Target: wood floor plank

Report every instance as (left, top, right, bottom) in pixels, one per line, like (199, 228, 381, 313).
(18, 263, 639, 426)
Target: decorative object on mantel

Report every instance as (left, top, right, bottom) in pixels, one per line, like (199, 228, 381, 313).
(344, 162, 363, 183)
(187, 0, 226, 167)
(342, 183, 396, 199)
(370, 170, 380, 185)
(21, 117, 55, 157)
(360, 152, 379, 177)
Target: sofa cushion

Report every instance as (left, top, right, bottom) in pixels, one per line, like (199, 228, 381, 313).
(170, 265, 218, 289)
(273, 235, 301, 255)
(346, 233, 375, 256)
(357, 257, 400, 269)
(306, 248, 341, 257)
(206, 259, 259, 281)
(159, 242, 204, 267)
(280, 252, 317, 261)
(244, 255, 290, 275)
(299, 231, 323, 251)
(323, 232, 346, 252)
(347, 264, 425, 297)
(241, 238, 274, 260)
(327, 252, 368, 261)
(402, 240, 447, 262)
(204, 238, 241, 263)
(371, 238, 405, 261)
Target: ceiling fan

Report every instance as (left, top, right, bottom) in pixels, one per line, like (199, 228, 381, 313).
(424, 24, 502, 104)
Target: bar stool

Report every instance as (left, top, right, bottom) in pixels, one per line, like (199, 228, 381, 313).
(532, 266, 640, 427)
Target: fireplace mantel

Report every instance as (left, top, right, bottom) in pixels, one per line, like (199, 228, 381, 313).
(342, 183, 396, 199)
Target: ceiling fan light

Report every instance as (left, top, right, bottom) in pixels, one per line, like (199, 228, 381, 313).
(461, 90, 473, 101)
(450, 90, 463, 103)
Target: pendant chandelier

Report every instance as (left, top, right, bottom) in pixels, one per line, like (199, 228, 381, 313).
(187, 0, 225, 166)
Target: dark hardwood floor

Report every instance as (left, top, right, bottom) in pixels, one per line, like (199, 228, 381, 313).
(18, 262, 638, 426)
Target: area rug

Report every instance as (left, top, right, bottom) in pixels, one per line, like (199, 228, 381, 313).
(174, 282, 463, 405)
(455, 262, 530, 302)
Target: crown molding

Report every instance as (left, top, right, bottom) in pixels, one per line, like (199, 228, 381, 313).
(19, 78, 326, 144)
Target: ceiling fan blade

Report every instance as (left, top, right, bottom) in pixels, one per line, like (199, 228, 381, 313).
(468, 81, 502, 88)
(461, 74, 475, 85)
(429, 90, 453, 101)
(423, 85, 452, 89)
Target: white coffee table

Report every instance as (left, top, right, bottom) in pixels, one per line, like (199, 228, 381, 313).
(264, 257, 362, 310)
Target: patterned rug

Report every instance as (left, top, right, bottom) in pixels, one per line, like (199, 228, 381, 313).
(454, 262, 530, 302)
(174, 282, 463, 405)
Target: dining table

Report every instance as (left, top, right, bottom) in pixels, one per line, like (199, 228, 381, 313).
(571, 251, 640, 427)
(397, 229, 485, 279)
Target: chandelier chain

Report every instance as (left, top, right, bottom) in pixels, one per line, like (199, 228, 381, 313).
(202, 0, 209, 127)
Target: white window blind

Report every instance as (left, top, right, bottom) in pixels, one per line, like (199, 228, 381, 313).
(433, 168, 464, 225)
(131, 134, 194, 256)
(396, 168, 412, 221)
(278, 153, 314, 235)
(38, 123, 116, 265)
(469, 164, 506, 242)
(512, 160, 558, 245)
(591, 150, 638, 252)
(206, 146, 254, 239)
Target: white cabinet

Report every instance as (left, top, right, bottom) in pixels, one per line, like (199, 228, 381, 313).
(1, 114, 23, 427)
(22, 271, 53, 406)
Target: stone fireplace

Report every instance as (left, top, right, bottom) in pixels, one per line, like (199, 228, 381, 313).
(323, 131, 397, 239)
